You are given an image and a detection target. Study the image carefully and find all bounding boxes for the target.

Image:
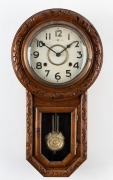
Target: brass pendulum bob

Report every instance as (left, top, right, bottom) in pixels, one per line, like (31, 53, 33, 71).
(46, 113, 65, 152)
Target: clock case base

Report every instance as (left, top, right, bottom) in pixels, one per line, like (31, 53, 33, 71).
(26, 90, 87, 177)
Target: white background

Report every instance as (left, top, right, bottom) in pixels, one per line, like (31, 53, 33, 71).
(0, 0, 113, 180)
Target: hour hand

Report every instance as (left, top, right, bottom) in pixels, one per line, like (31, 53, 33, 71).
(59, 41, 76, 54)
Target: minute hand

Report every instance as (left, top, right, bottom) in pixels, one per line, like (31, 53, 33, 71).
(44, 44, 57, 54)
(59, 41, 77, 54)
(40, 41, 57, 54)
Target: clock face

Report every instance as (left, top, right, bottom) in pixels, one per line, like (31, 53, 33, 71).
(27, 25, 88, 85)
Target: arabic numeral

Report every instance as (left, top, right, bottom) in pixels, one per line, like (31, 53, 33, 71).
(36, 62, 42, 69)
(73, 62, 79, 69)
(45, 70, 50, 77)
(68, 33, 70, 40)
(55, 30, 62, 37)
(55, 72, 61, 81)
(75, 41, 79, 47)
(77, 51, 82, 58)
(46, 33, 51, 40)
(36, 40, 43, 47)
(33, 51, 39, 58)
(66, 70, 71, 77)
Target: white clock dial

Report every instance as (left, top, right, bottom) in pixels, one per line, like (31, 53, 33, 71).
(27, 25, 87, 84)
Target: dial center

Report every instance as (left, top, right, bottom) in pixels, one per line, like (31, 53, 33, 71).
(48, 45, 68, 65)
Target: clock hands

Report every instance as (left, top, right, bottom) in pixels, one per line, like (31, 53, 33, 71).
(38, 40, 76, 57)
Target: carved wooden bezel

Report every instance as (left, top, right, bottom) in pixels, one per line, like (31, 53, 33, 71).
(11, 8, 103, 102)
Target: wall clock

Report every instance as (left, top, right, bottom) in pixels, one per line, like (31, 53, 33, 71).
(11, 8, 103, 177)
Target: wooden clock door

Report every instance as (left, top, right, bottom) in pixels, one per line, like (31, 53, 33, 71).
(26, 91, 87, 176)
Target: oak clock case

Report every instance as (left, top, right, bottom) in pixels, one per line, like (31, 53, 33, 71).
(11, 9, 103, 177)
